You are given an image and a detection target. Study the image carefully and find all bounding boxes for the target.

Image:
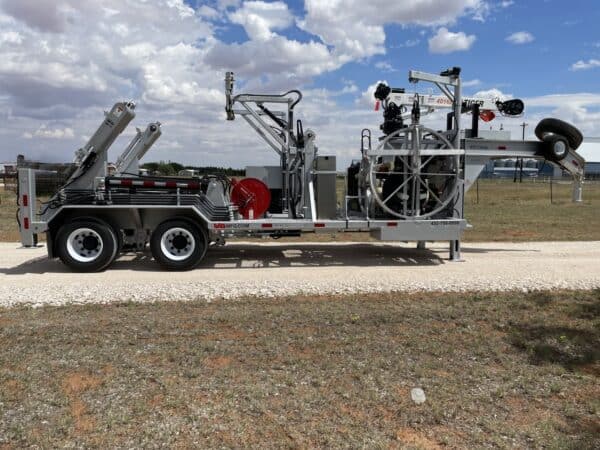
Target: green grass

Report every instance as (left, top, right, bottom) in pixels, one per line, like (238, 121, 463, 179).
(1, 290, 598, 448)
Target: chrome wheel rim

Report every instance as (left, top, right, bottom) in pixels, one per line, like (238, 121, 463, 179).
(160, 227, 196, 261)
(66, 228, 104, 263)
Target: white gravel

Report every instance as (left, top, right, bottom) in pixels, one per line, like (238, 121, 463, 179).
(0, 241, 599, 308)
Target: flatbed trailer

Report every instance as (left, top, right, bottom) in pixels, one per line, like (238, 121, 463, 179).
(17, 67, 586, 271)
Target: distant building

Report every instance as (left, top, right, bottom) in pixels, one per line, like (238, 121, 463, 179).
(577, 138, 600, 179)
(0, 162, 16, 174)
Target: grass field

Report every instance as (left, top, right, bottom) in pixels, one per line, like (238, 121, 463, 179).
(1, 290, 598, 448)
(1, 179, 600, 243)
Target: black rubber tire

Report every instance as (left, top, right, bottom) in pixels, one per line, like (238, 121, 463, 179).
(535, 118, 583, 150)
(56, 220, 118, 272)
(543, 134, 570, 161)
(69, 215, 123, 258)
(150, 220, 208, 271)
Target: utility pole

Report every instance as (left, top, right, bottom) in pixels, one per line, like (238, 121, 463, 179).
(516, 122, 528, 183)
(520, 122, 528, 140)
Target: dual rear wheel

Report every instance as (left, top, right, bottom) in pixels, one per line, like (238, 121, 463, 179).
(56, 218, 208, 272)
(56, 219, 119, 272)
(150, 220, 208, 271)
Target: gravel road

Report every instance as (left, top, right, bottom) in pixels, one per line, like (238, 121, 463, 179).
(1, 241, 599, 307)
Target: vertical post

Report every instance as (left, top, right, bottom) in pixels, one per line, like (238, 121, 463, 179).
(519, 158, 523, 183)
(453, 78, 461, 149)
(471, 104, 480, 138)
(449, 240, 462, 261)
(572, 176, 583, 203)
(520, 122, 528, 141)
(18, 168, 37, 247)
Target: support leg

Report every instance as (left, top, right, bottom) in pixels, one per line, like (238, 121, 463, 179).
(572, 176, 583, 203)
(449, 240, 462, 262)
(417, 240, 426, 250)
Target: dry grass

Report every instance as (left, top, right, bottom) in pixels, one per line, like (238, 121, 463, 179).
(0, 187, 19, 242)
(463, 179, 600, 241)
(1, 290, 598, 448)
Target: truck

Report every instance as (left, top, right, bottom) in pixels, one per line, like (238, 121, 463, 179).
(17, 67, 586, 271)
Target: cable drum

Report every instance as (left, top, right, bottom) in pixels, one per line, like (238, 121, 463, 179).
(363, 125, 462, 219)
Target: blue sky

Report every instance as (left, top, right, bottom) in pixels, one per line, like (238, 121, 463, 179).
(0, 0, 598, 167)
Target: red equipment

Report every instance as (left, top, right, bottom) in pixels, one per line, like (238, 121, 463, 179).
(230, 178, 271, 219)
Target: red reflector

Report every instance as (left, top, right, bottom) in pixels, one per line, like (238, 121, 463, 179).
(498, 146, 507, 150)
(214, 223, 226, 229)
(572, 159, 578, 167)
(23, 217, 29, 229)
(479, 110, 495, 122)
(121, 179, 133, 187)
(166, 181, 177, 188)
(143, 180, 155, 187)
(387, 222, 397, 227)
(261, 223, 273, 228)
(314, 223, 325, 228)
(187, 182, 200, 190)
(22, 195, 28, 207)
(374, 100, 380, 111)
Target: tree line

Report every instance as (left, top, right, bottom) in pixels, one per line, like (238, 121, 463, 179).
(140, 161, 244, 176)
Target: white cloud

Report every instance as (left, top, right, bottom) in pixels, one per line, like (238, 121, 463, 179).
(356, 81, 386, 108)
(197, 5, 220, 19)
(23, 125, 75, 139)
(570, 59, 600, 71)
(375, 61, 396, 72)
(402, 39, 420, 47)
(428, 27, 476, 53)
(205, 36, 342, 79)
(463, 79, 482, 87)
(229, 1, 293, 41)
(0, 30, 22, 44)
(474, 88, 512, 101)
(500, 1, 514, 7)
(300, 0, 483, 60)
(506, 31, 534, 45)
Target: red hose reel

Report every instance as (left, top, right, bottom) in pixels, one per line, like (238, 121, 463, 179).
(230, 178, 271, 219)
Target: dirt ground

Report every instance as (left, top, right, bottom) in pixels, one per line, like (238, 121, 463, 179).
(0, 290, 598, 448)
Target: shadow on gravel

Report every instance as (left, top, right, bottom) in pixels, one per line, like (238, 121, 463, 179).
(1, 243, 447, 273)
(199, 243, 445, 269)
(0, 242, 543, 274)
(460, 246, 540, 254)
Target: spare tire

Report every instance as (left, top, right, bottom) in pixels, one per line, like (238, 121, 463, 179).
(535, 118, 583, 150)
(543, 134, 570, 161)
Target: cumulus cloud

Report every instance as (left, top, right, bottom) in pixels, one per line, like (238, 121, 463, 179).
(205, 36, 341, 80)
(428, 28, 476, 53)
(570, 59, 600, 71)
(474, 88, 512, 101)
(300, 0, 483, 60)
(506, 31, 534, 44)
(229, 1, 293, 41)
(0, 0, 597, 168)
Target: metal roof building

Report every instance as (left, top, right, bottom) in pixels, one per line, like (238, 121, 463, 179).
(578, 138, 600, 178)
